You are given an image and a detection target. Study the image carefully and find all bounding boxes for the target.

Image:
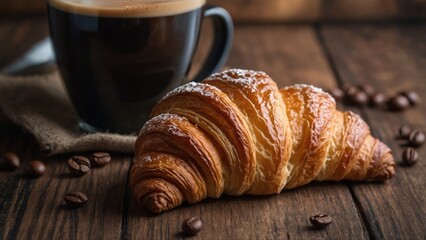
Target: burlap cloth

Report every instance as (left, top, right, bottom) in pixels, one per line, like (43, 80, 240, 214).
(0, 72, 136, 155)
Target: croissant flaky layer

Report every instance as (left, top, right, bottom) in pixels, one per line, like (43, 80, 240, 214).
(130, 69, 396, 213)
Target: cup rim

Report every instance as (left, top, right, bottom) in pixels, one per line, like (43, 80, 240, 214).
(48, 0, 206, 18)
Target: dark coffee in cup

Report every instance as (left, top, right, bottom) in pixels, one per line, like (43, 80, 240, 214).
(48, 0, 232, 133)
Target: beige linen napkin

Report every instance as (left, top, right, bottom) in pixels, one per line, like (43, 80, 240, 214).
(0, 72, 136, 155)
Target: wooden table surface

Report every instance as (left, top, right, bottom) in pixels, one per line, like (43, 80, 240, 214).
(0, 16, 425, 240)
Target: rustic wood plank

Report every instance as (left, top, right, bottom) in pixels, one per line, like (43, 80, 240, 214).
(126, 182, 367, 240)
(320, 0, 426, 21)
(1, 143, 131, 240)
(125, 25, 368, 240)
(0, 128, 131, 240)
(6, 155, 131, 240)
(227, 25, 337, 89)
(0, 125, 131, 240)
(208, 0, 426, 22)
(320, 23, 426, 239)
(0, 124, 32, 238)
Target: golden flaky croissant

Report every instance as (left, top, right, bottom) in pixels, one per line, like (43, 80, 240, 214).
(130, 69, 396, 213)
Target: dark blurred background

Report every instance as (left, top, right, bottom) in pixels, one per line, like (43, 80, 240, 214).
(1, 0, 425, 21)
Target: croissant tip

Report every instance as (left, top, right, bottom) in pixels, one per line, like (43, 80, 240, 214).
(381, 163, 396, 181)
(374, 158, 396, 181)
(145, 195, 169, 214)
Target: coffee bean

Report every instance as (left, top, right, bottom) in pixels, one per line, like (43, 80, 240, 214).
(68, 156, 91, 175)
(349, 91, 369, 106)
(398, 125, 412, 139)
(370, 93, 387, 108)
(2, 152, 20, 170)
(359, 84, 376, 96)
(329, 88, 345, 101)
(90, 152, 111, 167)
(388, 95, 410, 111)
(345, 86, 359, 96)
(400, 91, 421, 106)
(309, 214, 333, 229)
(64, 191, 88, 207)
(409, 130, 425, 147)
(28, 160, 46, 177)
(402, 147, 418, 166)
(182, 217, 203, 235)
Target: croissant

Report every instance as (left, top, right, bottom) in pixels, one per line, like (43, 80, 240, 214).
(130, 69, 396, 213)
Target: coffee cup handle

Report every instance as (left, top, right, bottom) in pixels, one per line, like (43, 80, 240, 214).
(192, 6, 234, 82)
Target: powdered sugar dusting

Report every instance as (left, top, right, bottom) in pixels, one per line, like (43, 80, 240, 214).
(148, 113, 179, 124)
(161, 82, 222, 101)
(140, 113, 189, 138)
(140, 113, 173, 134)
(287, 84, 324, 93)
(205, 69, 273, 93)
(142, 155, 153, 163)
(284, 84, 335, 104)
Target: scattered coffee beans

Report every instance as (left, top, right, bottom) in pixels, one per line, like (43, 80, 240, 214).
(359, 84, 376, 97)
(2, 152, 20, 170)
(349, 91, 369, 106)
(28, 160, 46, 177)
(326, 84, 420, 112)
(400, 91, 421, 106)
(408, 131, 425, 147)
(402, 147, 419, 166)
(388, 95, 410, 111)
(309, 214, 333, 229)
(329, 88, 345, 101)
(68, 156, 91, 175)
(90, 152, 111, 167)
(64, 192, 88, 207)
(398, 125, 412, 139)
(345, 86, 359, 97)
(370, 93, 387, 108)
(182, 217, 203, 235)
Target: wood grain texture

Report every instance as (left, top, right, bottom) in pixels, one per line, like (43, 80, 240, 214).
(5, 154, 130, 240)
(226, 25, 337, 89)
(125, 183, 367, 240)
(209, 0, 321, 22)
(0, 124, 34, 239)
(0, 131, 131, 240)
(320, 23, 426, 239)
(208, 0, 426, 22)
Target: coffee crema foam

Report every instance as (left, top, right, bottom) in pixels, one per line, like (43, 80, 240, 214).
(48, 0, 206, 17)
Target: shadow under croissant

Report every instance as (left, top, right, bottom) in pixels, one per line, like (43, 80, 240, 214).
(127, 180, 392, 216)
(126, 192, 277, 217)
